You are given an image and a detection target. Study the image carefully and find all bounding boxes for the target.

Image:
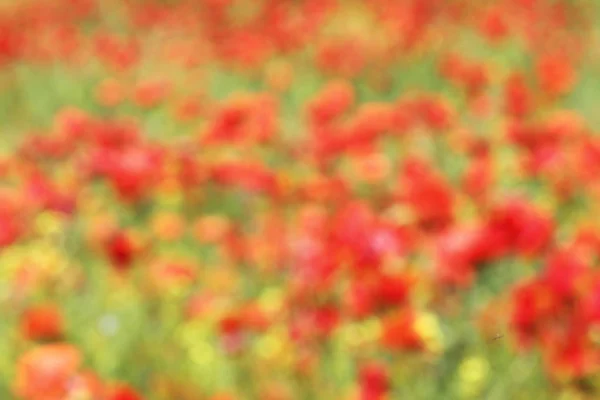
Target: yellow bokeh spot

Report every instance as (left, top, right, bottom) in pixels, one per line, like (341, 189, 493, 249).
(27, 240, 67, 273)
(339, 323, 363, 348)
(258, 287, 284, 314)
(558, 389, 585, 400)
(189, 342, 216, 367)
(361, 318, 382, 342)
(589, 325, 600, 345)
(177, 321, 209, 346)
(535, 193, 556, 215)
(383, 204, 415, 225)
(457, 356, 489, 399)
(0, 245, 25, 274)
(35, 211, 65, 236)
(67, 388, 92, 400)
(459, 356, 489, 384)
(155, 184, 184, 207)
(414, 312, 444, 353)
(256, 332, 284, 360)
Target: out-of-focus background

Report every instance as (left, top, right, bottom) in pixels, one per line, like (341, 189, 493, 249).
(1, 0, 600, 399)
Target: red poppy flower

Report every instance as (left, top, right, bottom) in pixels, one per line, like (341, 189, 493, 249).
(104, 230, 138, 272)
(307, 81, 354, 126)
(504, 72, 533, 119)
(359, 362, 389, 400)
(381, 310, 424, 351)
(536, 53, 576, 98)
(21, 304, 64, 341)
(108, 383, 144, 400)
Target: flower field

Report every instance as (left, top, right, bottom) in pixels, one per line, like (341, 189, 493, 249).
(1, 0, 600, 399)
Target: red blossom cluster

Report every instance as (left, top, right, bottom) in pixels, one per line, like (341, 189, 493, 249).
(0, 0, 599, 399)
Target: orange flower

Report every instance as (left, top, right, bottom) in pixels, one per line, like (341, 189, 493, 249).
(192, 214, 231, 244)
(536, 53, 576, 98)
(151, 211, 186, 242)
(14, 344, 82, 400)
(185, 293, 214, 320)
(260, 383, 293, 400)
(351, 152, 391, 184)
(94, 33, 140, 71)
(478, 6, 509, 43)
(72, 371, 105, 399)
(20, 304, 64, 341)
(316, 38, 367, 78)
(95, 78, 125, 107)
(210, 393, 237, 400)
(133, 79, 171, 108)
(381, 311, 424, 351)
(150, 260, 197, 291)
(265, 60, 294, 92)
(173, 96, 203, 122)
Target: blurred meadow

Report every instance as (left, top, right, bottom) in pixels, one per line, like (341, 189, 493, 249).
(1, 0, 600, 399)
